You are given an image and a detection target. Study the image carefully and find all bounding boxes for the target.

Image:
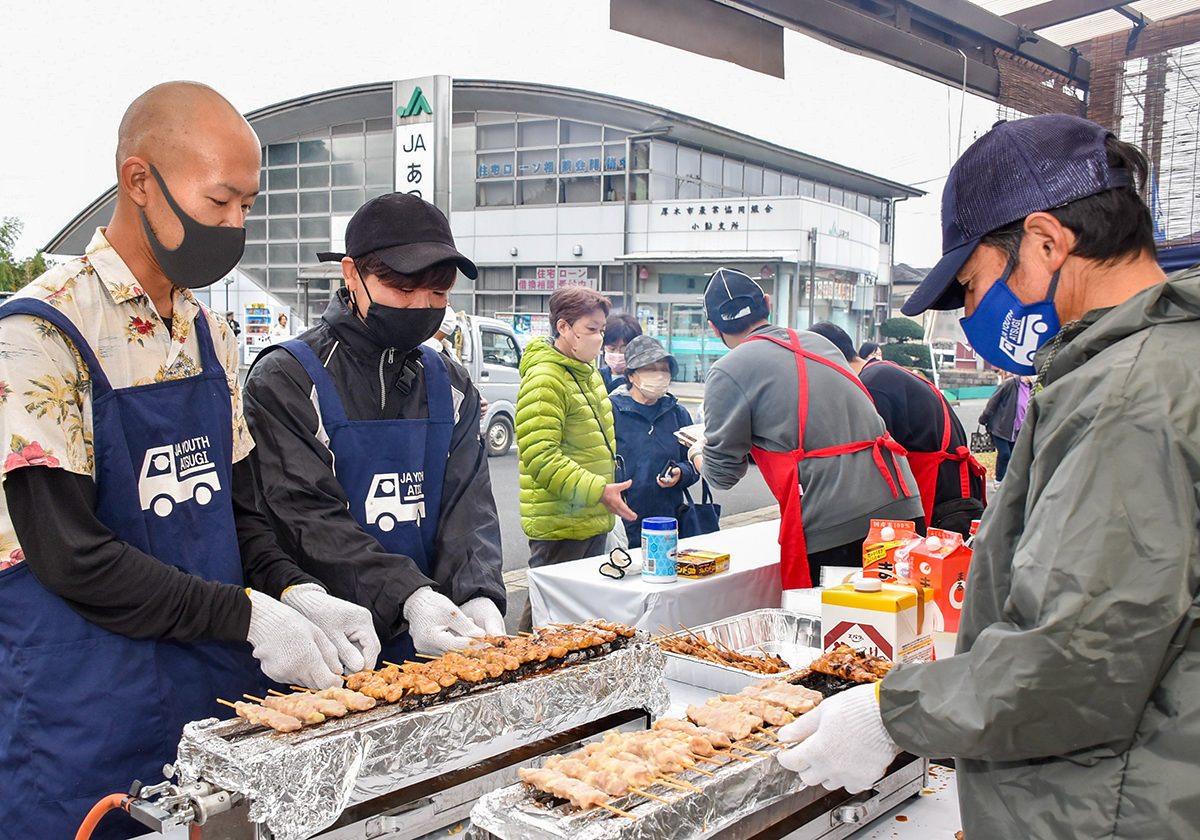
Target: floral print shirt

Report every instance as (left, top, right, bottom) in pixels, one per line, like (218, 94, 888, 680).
(0, 228, 253, 570)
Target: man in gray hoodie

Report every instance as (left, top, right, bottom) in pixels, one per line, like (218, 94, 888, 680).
(689, 268, 922, 590)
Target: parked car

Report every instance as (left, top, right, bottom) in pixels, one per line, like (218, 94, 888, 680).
(451, 313, 523, 457)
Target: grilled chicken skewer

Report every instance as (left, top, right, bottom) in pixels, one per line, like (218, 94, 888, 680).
(217, 698, 302, 732)
(244, 693, 325, 725)
(267, 689, 349, 718)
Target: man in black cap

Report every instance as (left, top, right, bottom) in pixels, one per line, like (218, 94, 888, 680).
(688, 267, 922, 591)
(776, 115, 1200, 840)
(243, 193, 505, 659)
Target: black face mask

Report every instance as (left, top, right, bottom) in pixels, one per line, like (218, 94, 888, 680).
(350, 279, 444, 352)
(139, 164, 247, 289)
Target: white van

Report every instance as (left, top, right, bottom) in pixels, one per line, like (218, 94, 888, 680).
(450, 314, 523, 457)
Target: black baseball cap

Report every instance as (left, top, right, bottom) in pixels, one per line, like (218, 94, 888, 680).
(703, 267, 767, 328)
(318, 192, 478, 280)
(902, 114, 1129, 316)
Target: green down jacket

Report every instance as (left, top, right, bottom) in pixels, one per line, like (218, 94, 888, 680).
(881, 264, 1200, 839)
(517, 337, 615, 541)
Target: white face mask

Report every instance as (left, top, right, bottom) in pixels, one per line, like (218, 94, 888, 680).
(632, 371, 671, 401)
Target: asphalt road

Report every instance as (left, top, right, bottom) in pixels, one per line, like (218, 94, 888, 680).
(486, 447, 777, 574)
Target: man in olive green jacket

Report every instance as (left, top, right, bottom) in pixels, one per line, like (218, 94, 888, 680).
(777, 115, 1200, 839)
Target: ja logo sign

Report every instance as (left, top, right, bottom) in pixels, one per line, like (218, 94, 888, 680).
(398, 87, 433, 119)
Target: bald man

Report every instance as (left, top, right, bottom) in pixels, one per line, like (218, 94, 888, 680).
(0, 82, 379, 840)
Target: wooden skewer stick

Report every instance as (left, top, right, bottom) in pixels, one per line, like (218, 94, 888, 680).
(216, 698, 238, 709)
(651, 778, 690, 792)
(414, 653, 440, 659)
(680, 762, 716, 777)
(243, 694, 265, 703)
(382, 660, 402, 668)
(629, 788, 671, 804)
(748, 734, 779, 746)
(713, 749, 752, 762)
(598, 803, 637, 819)
(658, 776, 702, 793)
(729, 745, 770, 757)
(289, 686, 315, 692)
(267, 689, 287, 696)
(691, 755, 724, 765)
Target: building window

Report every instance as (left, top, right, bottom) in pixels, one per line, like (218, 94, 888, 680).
(244, 116, 393, 314)
(478, 266, 514, 291)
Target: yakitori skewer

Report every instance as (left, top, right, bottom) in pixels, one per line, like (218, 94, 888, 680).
(728, 744, 770, 758)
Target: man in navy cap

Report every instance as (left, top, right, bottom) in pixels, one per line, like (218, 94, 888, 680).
(688, 267, 922, 591)
(243, 193, 505, 660)
(776, 115, 1200, 839)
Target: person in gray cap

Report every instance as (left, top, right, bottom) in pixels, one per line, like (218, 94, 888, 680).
(243, 193, 505, 661)
(688, 267, 922, 590)
(610, 335, 701, 547)
(776, 114, 1200, 840)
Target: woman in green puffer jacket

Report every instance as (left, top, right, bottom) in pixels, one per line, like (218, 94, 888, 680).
(517, 288, 636, 627)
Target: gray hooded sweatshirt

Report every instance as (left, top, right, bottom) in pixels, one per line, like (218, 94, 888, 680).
(700, 324, 922, 553)
(881, 264, 1200, 839)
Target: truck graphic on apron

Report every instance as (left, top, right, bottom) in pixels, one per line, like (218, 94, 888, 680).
(365, 472, 426, 531)
(138, 437, 222, 517)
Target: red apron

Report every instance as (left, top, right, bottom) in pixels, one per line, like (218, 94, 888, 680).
(871, 360, 987, 525)
(745, 330, 911, 589)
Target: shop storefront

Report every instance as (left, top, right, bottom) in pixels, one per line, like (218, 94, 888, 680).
(46, 79, 921, 378)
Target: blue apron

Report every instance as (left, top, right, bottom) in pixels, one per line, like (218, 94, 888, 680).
(0, 300, 261, 840)
(276, 340, 453, 663)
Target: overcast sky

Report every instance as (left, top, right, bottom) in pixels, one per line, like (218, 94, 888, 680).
(1, 0, 1002, 267)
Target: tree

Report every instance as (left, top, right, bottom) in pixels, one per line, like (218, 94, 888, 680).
(0, 217, 47, 293)
(882, 341, 934, 381)
(879, 316, 924, 343)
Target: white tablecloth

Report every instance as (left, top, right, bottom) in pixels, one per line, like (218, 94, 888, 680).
(527, 520, 784, 631)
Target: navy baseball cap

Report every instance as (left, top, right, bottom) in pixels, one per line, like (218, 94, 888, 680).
(902, 114, 1129, 316)
(704, 267, 766, 327)
(318, 192, 478, 280)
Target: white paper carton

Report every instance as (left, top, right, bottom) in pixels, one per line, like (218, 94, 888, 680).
(820, 578, 935, 664)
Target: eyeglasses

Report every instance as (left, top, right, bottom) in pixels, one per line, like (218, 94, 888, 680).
(599, 547, 633, 579)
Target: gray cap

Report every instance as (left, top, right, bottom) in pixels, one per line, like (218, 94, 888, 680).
(623, 335, 678, 377)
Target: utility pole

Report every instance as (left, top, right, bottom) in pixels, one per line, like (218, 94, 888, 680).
(807, 227, 817, 329)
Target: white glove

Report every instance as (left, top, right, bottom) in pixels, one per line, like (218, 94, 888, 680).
(460, 597, 506, 636)
(776, 683, 901, 793)
(281, 583, 382, 674)
(245, 589, 342, 689)
(687, 437, 706, 464)
(402, 586, 486, 655)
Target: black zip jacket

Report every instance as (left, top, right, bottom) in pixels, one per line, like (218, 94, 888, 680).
(859, 360, 985, 536)
(242, 290, 505, 641)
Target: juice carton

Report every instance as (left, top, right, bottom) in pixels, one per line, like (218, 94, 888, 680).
(862, 519, 918, 581)
(821, 578, 934, 664)
(904, 528, 973, 633)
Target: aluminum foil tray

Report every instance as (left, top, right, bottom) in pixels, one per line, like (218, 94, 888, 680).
(466, 728, 805, 840)
(662, 609, 822, 695)
(174, 637, 668, 840)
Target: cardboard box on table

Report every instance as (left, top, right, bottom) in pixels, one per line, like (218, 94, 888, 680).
(821, 579, 935, 664)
